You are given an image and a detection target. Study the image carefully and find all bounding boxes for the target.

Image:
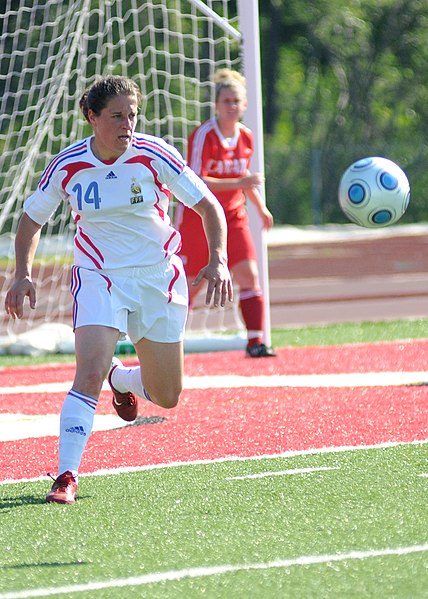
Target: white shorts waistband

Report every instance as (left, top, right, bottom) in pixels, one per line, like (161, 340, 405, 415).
(94, 257, 173, 278)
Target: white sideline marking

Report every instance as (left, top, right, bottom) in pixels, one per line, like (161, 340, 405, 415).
(0, 381, 74, 394)
(226, 466, 339, 480)
(0, 414, 128, 442)
(1, 543, 427, 598)
(1, 438, 427, 485)
(2, 370, 428, 395)
(418, 473, 428, 477)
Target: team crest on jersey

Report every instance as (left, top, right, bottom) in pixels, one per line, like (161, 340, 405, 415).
(130, 178, 144, 204)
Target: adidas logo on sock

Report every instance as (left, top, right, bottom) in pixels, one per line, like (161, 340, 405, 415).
(106, 170, 117, 179)
(65, 425, 86, 436)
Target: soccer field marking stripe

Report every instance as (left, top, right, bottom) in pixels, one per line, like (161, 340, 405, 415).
(187, 372, 428, 388)
(2, 438, 427, 486)
(2, 371, 428, 395)
(1, 543, 427, 599)
(0, 413, 128, 442)
(0, 381, 75, 394)
(226, 466, 339, 480)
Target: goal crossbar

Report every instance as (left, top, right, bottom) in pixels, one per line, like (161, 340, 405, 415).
(189, 0, 242, 40)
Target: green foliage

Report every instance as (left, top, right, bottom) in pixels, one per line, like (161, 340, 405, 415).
(2, 1, 428, 228)
(260, 0, 428, 225)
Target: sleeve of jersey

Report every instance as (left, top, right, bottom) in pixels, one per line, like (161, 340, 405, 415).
(187, 126, 210, 176)
(24, 185, 63, 226)
(168, 165, 216, 208)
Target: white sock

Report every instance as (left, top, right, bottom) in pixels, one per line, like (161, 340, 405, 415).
(58, 390, 98, 479)
(111, 365, 152, 401)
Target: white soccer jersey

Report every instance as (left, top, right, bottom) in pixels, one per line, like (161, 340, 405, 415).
(24, 133, 209, 269)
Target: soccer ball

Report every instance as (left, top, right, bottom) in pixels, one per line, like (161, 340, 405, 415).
(338, 157, 410, 228)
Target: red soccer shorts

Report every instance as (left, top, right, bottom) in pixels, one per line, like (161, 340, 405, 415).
(176, 206, 257, 277)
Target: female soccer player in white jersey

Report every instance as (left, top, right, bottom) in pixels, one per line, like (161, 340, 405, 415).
(175, 69, 276, 358)
(4, 75, 233, 504)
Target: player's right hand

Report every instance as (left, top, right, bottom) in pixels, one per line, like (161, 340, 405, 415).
(5, 278, 36, 319)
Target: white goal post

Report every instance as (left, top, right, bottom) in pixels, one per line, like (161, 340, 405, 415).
(0, 0, 271, 354)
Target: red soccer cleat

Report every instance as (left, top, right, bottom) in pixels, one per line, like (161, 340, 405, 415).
(108, 357, 138, 422)
(46, 471, 78, 504)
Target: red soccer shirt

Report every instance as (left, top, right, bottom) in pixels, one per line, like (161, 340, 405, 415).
(175, 117, 257, 275)
(188, 117, 254, 220)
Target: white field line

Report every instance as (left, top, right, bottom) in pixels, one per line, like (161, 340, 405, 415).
(2, 370, 428, 395)
(2, 438, 427, 485)
(1, 543, 427, 599)
(226, 466, 339, 480)
(0, 413, 128, 442)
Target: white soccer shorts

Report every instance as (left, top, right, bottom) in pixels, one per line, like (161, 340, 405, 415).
(70, 254, 188, 343)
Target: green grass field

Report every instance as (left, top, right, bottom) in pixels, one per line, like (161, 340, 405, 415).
(1, 444, 427, 598)
(1, 320, 427, 598)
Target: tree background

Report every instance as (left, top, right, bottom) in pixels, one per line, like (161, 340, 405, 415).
(1, 0, 426, 229)
(259, 0, 428, 225)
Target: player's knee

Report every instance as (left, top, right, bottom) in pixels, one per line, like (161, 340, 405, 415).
(150, 386, 182, 409)
(161, 395, 180, 409)
(74, 365, 105, 397)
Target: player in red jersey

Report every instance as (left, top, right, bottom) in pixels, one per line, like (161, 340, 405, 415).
(175, 69, 276, 357)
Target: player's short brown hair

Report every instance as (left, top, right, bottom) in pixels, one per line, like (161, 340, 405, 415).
(79, 75, 142, 122)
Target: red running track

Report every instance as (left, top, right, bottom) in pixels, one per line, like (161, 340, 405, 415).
(1, 341, 428, 482)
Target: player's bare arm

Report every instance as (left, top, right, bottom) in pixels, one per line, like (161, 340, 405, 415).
(245, 186, 274, 230)
(190, 195, 233, 307)
(202, 172, 264, 192)
(5, 212, 42, 319)
(202, 172, 273, 230)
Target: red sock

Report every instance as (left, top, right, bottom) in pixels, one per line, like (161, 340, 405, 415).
(239, 289, 264, 347)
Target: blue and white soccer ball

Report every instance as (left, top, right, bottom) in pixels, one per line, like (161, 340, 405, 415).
(338, 157, 410, 228)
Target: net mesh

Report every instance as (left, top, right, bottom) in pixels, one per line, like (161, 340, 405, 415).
(0, 0, 247, 349)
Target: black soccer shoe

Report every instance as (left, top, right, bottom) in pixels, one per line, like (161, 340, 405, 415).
(246, 343, 277, 358)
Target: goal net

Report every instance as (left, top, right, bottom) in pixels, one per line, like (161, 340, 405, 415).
(0, 0, 270, 354)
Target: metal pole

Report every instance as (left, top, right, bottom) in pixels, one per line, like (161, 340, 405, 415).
(237, 0, 272, 346)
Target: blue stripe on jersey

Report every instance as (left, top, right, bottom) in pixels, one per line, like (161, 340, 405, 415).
(69, 389, 98, 411)
(132, 135, 185, 175)
(70, 265, 82, 329)
(39, 141, 89, 191)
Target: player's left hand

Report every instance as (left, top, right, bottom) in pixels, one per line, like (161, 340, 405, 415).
(259, 206, 274, 230)
(193, 261, 233, 307)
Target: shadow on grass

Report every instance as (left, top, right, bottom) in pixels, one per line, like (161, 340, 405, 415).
(0, 494, 46, 509)
(0, 494, 92, 509)
(2, 560, 88, 569)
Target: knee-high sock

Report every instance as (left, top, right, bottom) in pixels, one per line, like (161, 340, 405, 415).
(58, 390, 98, 478)
(111, 365, 152, 402)
(239, 289, 264, 344)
